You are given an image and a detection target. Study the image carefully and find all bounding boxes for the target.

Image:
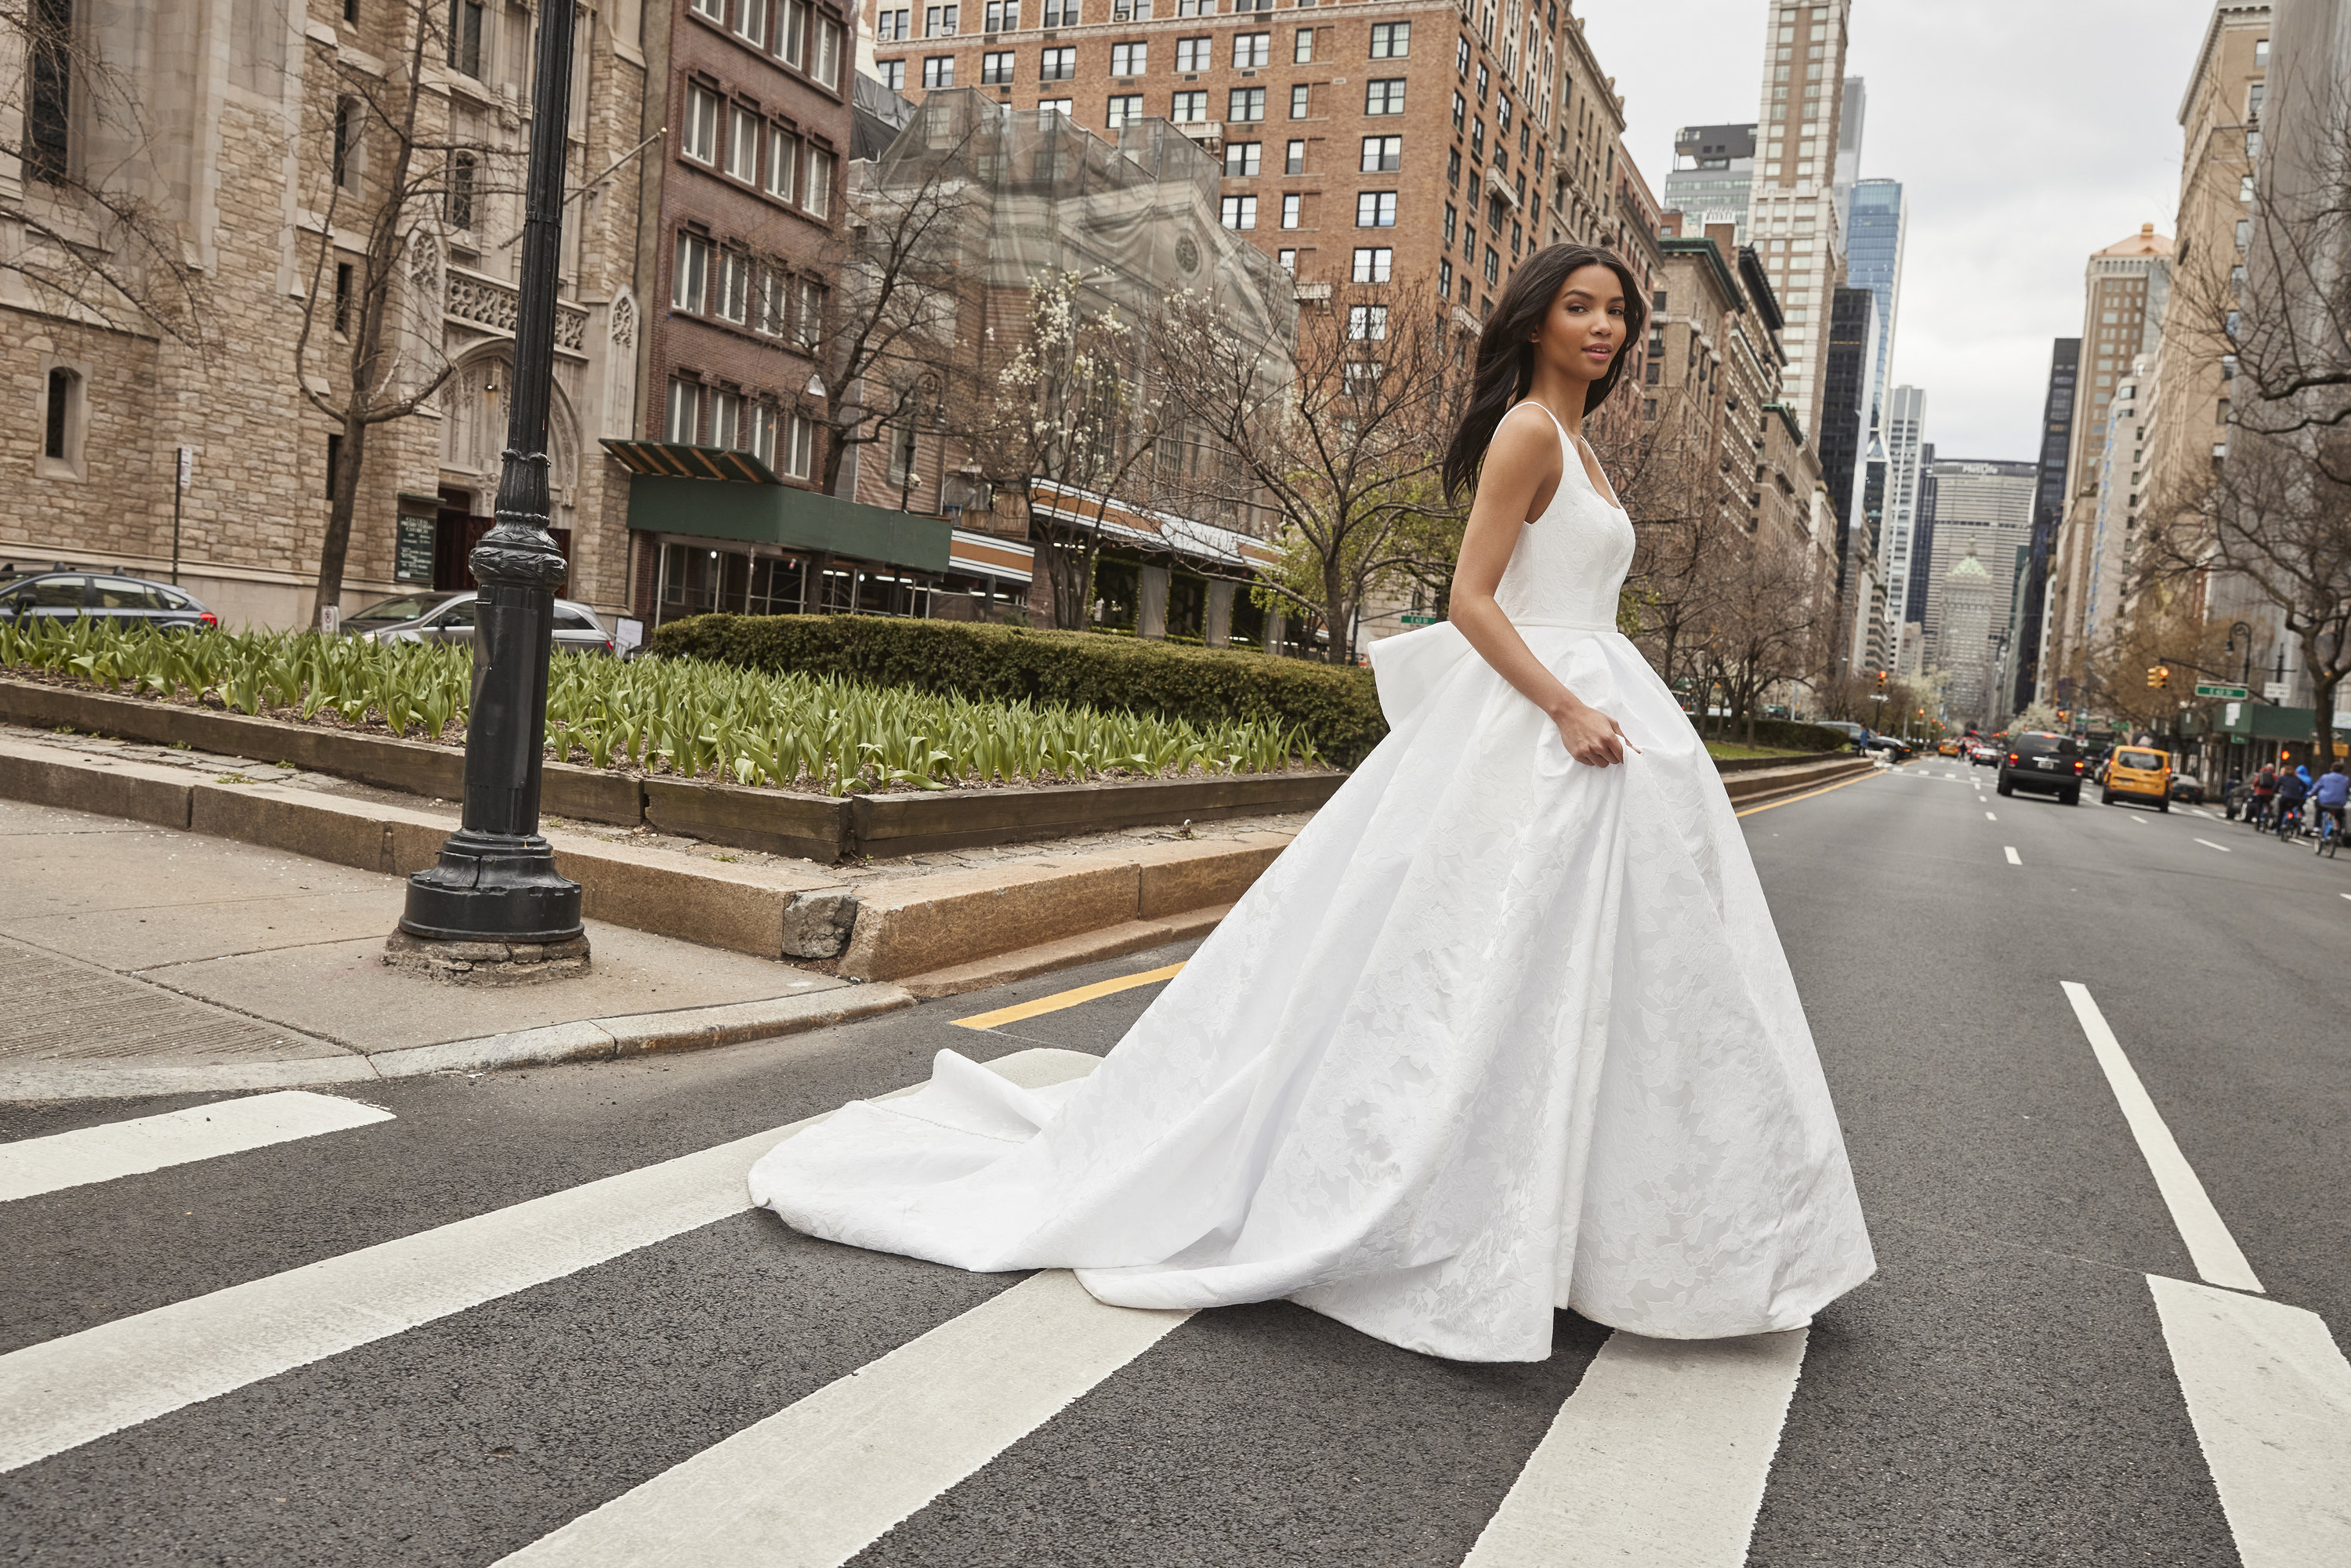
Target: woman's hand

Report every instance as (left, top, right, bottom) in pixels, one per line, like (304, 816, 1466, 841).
(1550, 697, 1637, 768)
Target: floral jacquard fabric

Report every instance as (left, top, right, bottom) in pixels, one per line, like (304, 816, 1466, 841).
(750, 403, 1876, 1363)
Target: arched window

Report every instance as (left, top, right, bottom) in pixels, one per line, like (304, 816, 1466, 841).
(43, 368, 77, 461)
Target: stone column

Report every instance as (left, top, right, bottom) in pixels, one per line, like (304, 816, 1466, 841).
(1204, 579, 1235, 647)
(1264, 609, 1287, 654)
(1138, 564, 1169, 639)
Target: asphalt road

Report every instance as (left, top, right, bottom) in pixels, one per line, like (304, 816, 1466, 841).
(3, 760, 2345, 1566)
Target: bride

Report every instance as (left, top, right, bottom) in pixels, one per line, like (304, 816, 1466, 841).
(750, 244, 1876, 1363)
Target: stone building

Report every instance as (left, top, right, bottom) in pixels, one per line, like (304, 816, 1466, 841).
(5, 0, 653, 628)
(1938, 549, 1994, 726)
(1918, 456, 2034, 669)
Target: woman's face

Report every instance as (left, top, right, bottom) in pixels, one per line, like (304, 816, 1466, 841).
(1532, 263, 1628, 386)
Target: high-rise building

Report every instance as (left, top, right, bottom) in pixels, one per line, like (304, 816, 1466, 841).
(1879, 384, 1927, 646)
(1859, 446, 1889, 672)
(1921, 458, 2036, 668)
(1940, 551, 1997, 726)
(2041, 225, 2171, 704)
(1907, 440, 1937, 629)
(1744, 0, 1853, 440)
(863, 0, 1663, 332)
(1833, 76, 1864, 235)
(2015, 338, 2080, 712)
(1844, 178, 1905, 437)
(1818, 284, 1875, 574)
(1662, 123, 1758, 239)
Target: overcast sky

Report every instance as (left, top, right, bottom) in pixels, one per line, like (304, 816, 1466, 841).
(1578, 0, 2220, 463)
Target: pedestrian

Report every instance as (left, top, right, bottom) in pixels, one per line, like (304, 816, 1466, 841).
(750, 244, 1875, 1363)
(2311, 762, 2349, 853)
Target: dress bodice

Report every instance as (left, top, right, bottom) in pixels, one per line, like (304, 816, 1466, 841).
(1491, 403, 1636, 630)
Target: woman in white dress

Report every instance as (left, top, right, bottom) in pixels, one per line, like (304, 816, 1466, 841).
(751, 245, 1875, 1363)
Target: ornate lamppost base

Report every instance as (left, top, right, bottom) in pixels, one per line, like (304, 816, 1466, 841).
(383, 929, 592, 987)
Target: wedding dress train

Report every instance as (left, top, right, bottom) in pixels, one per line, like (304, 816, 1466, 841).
(749, 405, 1875, 1363)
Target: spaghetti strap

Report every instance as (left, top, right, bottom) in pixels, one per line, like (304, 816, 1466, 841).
(1511, 399, 1624, 515)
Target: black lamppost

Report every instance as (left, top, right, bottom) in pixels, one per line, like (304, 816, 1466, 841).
(397, 0, 585, 962)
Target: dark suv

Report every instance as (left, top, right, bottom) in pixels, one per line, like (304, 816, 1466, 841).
(1998, 730, 2087, 805)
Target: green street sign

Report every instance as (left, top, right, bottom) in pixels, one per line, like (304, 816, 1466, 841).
(2193, 683, 2249, 699)
(1400, 613, 1439, 626)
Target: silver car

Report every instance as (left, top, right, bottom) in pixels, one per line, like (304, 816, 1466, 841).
(344, 591, 614, 655)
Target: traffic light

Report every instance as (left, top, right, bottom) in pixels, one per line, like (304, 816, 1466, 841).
(1875, 668, 1887, 692)
(2145, 664, 2171, 690)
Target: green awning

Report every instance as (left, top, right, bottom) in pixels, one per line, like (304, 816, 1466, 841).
(622, 473, 953, 574)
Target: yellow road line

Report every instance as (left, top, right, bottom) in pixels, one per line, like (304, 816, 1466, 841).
(952, 963, 1187, 1030)
(1735, 768, 1881, 817)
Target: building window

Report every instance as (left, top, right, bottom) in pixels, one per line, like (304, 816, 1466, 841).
(735, 0, 767, 45)
(1233, 31, 1269, 67)
(1451, 91, 1465, 130)
(1284, 138, 1305, 173)
(1442, 203, 1455, 243)
(795, 277, 828, 347)
(717, 251, 750, 323)
(805, 147, 834, 217)
(1364, 78, 1404, 115)
(726, 104, 760, 180)
(768, 127, 800, 199)
(690, 0, 723, 19)
(756, 269, 787, 335)
(751, 404, 781, 469)
(1110, 40, 1145, 72)
(983, 0, 1017, 27)
(673, 232, 712, 312)
(1175, 34, 1209, 70)
(1171, 89, 1207, 122)
(683, 85, 720, 162)
(1107, 93, 1143, 127)
(1221, 194, 1258, 230)
(780, 0, 806, 63)
(325, 433, 342, 498)
(1293, 27, 1312, 62)
(1360, 134, 1400, 172)
(1355, 190, 1396, 227)
(924, 4, 957, 35)
(709, 389, 744, 451)
(1438, 258, 1452, 295)
(1280, 192, 1301, 227)
(1041, 0, 1078, 23)
(667, 378, 701, 443)
(784, 412, 815, 479)
(877, 7, 910, 38)
(42, 367, 78, 462)
(1223, 141, 1261, 176)
(1229, 86, 1265, 121)
(447, 0, 484, 76)
(1347, 305, 1388, 340)
(331, 98, 359, 190)
(1041, 45, 1076, 78)
(24, 0, 71, 185)
(1483, 245, 1499, 284)
(446, 150, 476, 230)
(333, 262, 354, 334)
(982, 49, 1015, 81)
(878, 58, 905, 89)
(1455, 34, 1469, 74)
(1038, 97, 1071, 114)
(1351, 245, 1391, 282)
(1446, 147, 1462, 189)
(1277, 248, 1297, 271)
(923, 53, 955, 86)
(1369, 20, 1408, 56)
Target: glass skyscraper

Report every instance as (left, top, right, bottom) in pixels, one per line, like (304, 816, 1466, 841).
(1845, 179, 1907, 436)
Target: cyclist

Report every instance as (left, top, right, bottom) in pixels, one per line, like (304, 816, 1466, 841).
(2313, 763, 2349, 855)
(2275, 765, 2311, 841)
(2249, 763, 2279, 830)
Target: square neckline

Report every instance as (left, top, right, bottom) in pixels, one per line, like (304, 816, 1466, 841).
(1514, 399, 1627, 516)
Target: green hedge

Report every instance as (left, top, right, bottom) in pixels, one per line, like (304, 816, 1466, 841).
(1739, 716, 1855, 752)
(649, 614, 1389, 769)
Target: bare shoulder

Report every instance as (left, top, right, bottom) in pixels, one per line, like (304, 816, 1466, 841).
(1484, 403, 1566, 476)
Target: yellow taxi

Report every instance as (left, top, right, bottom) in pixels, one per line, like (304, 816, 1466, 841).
(2101, 744, 2172, 811)
(1936, 740, 1961, 757)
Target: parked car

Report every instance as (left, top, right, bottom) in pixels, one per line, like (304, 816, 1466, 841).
(2169, 773, 2206, 804)
(1811, 719, 1869, 753)
(1864, 733, 1916, 762)
(2101, 744, 2172, 811)
(1997, 730, 2087, 805)
(343, 591, 614, 655)
(0, 569, 218, 632)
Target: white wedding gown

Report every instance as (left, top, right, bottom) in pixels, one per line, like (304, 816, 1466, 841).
(750, 405, 1875, 1363)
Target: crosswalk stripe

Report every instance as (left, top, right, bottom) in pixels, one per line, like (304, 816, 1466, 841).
(494, 1270, 1190, 1566)
(2060, 983, 2262, 1294)
(0, 1091, 393, 1204)
(0, 1047, 1103, 1476)
(1463, 1328, 1806, 1567)
(2149, 1275, 2351, 1566)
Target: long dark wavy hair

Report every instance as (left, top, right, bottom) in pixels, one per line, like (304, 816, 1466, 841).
(1440, 244, 1648, 502)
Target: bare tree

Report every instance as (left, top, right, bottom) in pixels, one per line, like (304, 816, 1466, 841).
(0, 0, 209, 344)
(1151, 281, 1459, 665)
(1701, 527, 1830, 748)
(2228, 79, 2351, 444)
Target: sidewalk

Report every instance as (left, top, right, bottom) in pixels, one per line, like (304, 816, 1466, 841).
(0, 795, 907, 1103)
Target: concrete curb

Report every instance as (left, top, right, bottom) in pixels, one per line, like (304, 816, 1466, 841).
(0, 985, 919, 1103)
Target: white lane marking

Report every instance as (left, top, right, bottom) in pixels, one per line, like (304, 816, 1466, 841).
(1464, 1328, 1807, 1568)
(495, 1272, 1189, 1567)
(2059, 983, 2262, 1293)
(2148, 1275, 2351, 1566)
(2194, 838, 2233, 853)
(0, 1048, 1102, 1476)
(1985, 811, 1998, 820)
(2004, 846, 2022, 865)
(0, 1091, 393, 1204)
